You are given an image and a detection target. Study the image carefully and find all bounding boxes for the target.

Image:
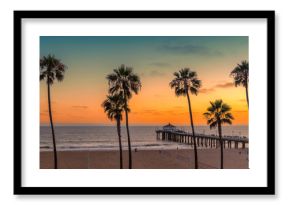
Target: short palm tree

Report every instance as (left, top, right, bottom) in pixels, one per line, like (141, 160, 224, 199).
(230, 60, 249, 107)
(169, 68, 201, 169)
(102, 94, 127, 169)
(40, 54, 67, 169)
(106, 64, 141, 169)
(203, 100, 234, 169)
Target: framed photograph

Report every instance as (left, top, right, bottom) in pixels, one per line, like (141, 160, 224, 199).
(14, 10, 275, 195)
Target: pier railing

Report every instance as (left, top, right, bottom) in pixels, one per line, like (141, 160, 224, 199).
(156, 129, 248, 149)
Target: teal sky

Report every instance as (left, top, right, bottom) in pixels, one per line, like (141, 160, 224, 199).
(40, 36, 248, 91)
(40, 36, 248, 72)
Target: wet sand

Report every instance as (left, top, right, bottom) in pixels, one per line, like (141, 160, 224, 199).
(40, 148, 248, 169)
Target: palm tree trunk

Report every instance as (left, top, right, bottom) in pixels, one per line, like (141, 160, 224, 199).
(186, 91, 198, 169)
(245, 83, 249, 108)
(124, 99, 132, 169)
(218, 121, 223, 169)
(47, 81, 58, 169)
(116, 119, 123, 169)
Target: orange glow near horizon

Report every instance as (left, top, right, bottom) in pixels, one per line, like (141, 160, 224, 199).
(40, 73, 248, 125)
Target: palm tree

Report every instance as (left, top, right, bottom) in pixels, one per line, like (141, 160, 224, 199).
(230, 60, 249, 107)
(102, 94, 127, 169)
(169, 68, 201, 169)
(203, 100, 234, 169)
(40, 54, 67, 169)
(106, 64, 141, 169)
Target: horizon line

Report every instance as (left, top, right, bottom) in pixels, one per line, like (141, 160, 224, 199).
(40, 123, 249, 127)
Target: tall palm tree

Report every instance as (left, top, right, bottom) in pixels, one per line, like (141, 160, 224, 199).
(169, 68, 201, 169)
(102, 94, 127, 169)
(230, 60, 249, 107)
(40, 54, 67, 169)
(106, 64, 141, 169)
(203, 100, 234, 169)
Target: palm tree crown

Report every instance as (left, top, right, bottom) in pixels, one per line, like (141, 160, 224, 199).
(203, 99, 234, 128)
(102, 94, 127, 121)
(106, 64, 141, 99)
(169, 68, 201, 97)
(40, 54, 67, 84)
(230, 60, 248, 88)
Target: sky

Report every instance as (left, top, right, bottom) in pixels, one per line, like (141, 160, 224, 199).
(40, 36, 248, 126)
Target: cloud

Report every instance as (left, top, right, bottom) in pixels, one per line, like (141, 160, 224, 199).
(199, 82, 234, 94)
(141, 70, 165, 77)
(159, 44, 222, 56)
(172, 106, 184, 109)
(199, 88, 215, 94)
(40, 110, 60, 116)
(66, 114, 87, 118)
(142, 109, 162, 115)
(215, 82, 234, 88)
(149, 70, 165, 77)
(134, 109, 188, 116)
(139, 72, 146, 77)
(149, 62, 170, 67)
(72, 105, 88, 109)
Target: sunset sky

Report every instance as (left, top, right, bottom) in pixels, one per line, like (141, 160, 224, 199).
(40, 36, 248, 126)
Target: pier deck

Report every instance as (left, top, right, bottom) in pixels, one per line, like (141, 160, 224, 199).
(156, 129, 248, 149)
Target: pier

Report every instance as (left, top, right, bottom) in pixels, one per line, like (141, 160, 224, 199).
(156, 124, 248, 149)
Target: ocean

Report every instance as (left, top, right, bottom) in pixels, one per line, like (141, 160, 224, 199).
(40, 125, 248, 151)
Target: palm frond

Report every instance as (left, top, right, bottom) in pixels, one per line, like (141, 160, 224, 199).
(173, 72, 180, 78)
(225, 113, 234, 120)
(209, 121, 218, 129)
(230, 60, 249, 88)
(40, 54, 67, 84)
(55, 70, 64, 82)
(107, 64, 141, 102)
(102, 93, 126, 121)
(175, 86, 187, 97)
(189, 86, 198, 95)
(170, 68, 201, 97)
(106, 73, 118, 82)
(220, 118, 232, 125)
(221, 103, 231, 113)
(204, 99, 234, 129)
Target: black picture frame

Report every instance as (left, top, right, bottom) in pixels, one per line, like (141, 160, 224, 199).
(14, 10, 275, 195)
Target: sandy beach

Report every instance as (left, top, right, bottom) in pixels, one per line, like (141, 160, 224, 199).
(40, 148, 248, 169)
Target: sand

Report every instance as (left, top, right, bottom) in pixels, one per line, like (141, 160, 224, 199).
(40, 148, 248, 169)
